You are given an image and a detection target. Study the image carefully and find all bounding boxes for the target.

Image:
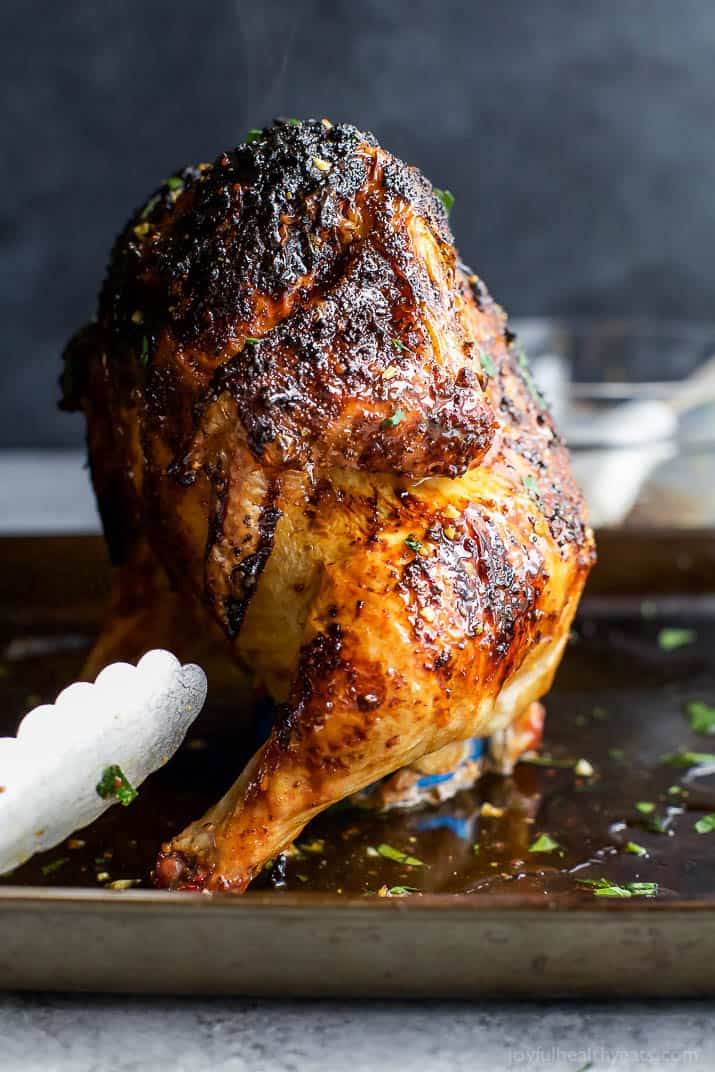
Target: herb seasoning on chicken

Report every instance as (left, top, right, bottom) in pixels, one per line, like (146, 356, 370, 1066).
(62, 118, 595, 892)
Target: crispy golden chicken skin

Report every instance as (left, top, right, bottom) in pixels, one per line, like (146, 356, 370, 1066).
(62, 118, 595, 892)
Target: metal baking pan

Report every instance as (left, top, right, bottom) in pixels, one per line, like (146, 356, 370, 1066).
(1, 531, 715, 997)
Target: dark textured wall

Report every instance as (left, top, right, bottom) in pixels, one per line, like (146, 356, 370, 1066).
(4, 0, 715, 445)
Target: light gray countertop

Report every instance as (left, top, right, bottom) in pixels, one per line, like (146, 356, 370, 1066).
(1, 994, 713, 1072)
(1, 451, 714, 1072)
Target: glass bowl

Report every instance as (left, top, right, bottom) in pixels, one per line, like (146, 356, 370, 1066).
(515, 318, 715, 529)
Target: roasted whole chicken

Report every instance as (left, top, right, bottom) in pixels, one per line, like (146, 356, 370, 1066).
(62, 118, 595, 892)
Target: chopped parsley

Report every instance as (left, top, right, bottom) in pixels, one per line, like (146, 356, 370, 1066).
(41, 857, 69, 877)
(516, 348, 546, 407)
(635, 801, 655, 814)
(391, 338, 411, 353)
(139, 336, 150, 367)
(519, 754, 575, 769)
(244, 336, 260, 345)
(287, 117, 301, 125)
(686, 700, 715, 735)
(472, 843, 480, 855)
(245, 128, 264, 144)
(625, 841, 648, 856)
(529, 834, 559, 853)
(657, 627, 696, 651)
(626, 882, 659, 896)
(576, 878, 630, 898)
(387, 885, 419, 896)
(405, 535, 424, 554)
(433, 187, 455, 214)
(595, 885, 633, 898)
(107, 878, 141, 890)
(522, 474, 544, 512)
(646, 814, 670, 835)
(630, 879, 664, 896)
(96, 765, 138, 807)
(662, 750, 715, 768)
(576, 877, 658, 898)
(695, 813, 715, 834)
(381, 409, 405, 429)
(376, 843, 424, 867)
(139, 193, 161, 220)
(298, 838, 324, 854)
(165, 176, 183, 192)
(478, 349, 497, 377)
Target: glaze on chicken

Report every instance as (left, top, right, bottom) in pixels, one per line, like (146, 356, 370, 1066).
(62, 118, 595, 892)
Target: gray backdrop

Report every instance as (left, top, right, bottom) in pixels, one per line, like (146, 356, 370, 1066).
(4, 0, 715, 446)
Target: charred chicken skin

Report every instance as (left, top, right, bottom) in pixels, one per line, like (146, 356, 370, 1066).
(62, 118, 595, 892)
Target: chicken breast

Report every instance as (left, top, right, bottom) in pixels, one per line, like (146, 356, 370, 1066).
(62, 118, 595, 892)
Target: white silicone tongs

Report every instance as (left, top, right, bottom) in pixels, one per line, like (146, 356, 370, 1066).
(0, 650, 207, 876)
